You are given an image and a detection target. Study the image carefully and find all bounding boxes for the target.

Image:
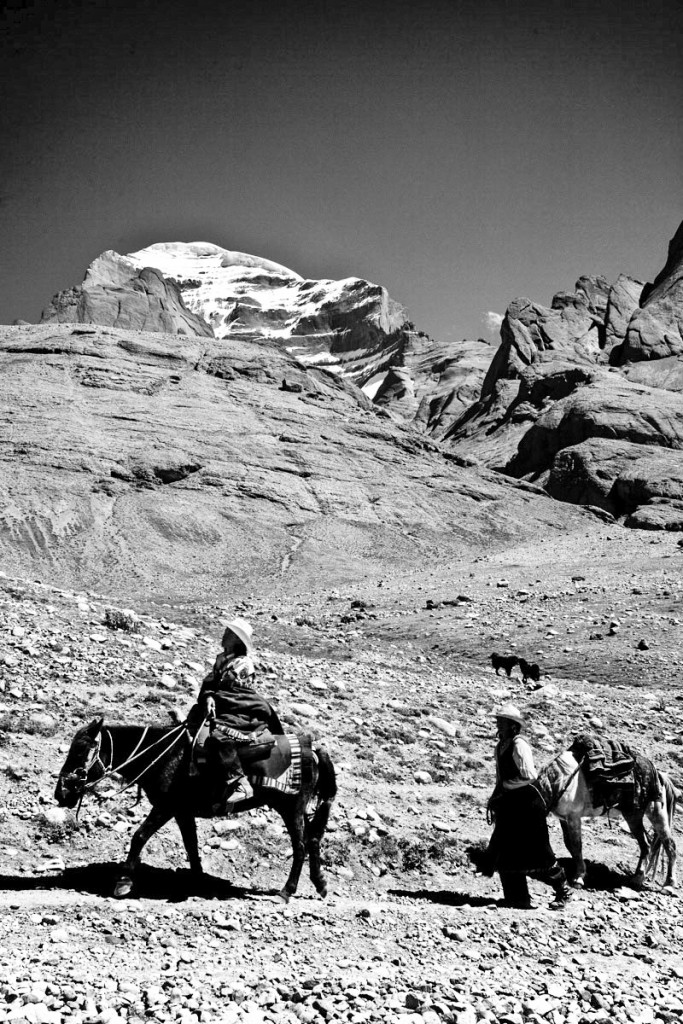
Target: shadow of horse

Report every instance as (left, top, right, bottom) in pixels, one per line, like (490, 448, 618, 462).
(0, 863, 279, 902)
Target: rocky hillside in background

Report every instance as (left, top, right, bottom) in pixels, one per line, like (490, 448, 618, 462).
(40, 242, 494, 430)
(26, 217, 683, 537)
(43, 242, 424, 382)
(446, 219, 683, 530)
(0, 322, 595, 603)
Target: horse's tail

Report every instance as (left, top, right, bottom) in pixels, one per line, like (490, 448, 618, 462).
(315, 745, 337, 804)
(661, 772, 679, 831)
(644, 771, 678, 882)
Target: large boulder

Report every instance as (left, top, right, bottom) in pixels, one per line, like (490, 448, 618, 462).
(624, 500, 683, 530)
(546, 438, 683, 517)
(506, 372, 683, 479)
(41, 252, 214, 337)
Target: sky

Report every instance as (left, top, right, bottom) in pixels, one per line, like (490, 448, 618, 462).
(1, 0, 681, 343)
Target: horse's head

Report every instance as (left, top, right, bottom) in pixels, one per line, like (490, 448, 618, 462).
(55, 717, 106, 808)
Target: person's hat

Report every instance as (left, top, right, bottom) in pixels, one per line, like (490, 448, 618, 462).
(494, 703, 524, 725)
(222, 617, 254, 654)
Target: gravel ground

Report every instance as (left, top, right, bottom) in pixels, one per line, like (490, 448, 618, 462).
(1, 528, 682, 1023)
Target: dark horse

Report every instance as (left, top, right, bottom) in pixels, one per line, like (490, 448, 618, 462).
(55, 717, 337, 902)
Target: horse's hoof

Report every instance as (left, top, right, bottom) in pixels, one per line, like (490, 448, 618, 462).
(114, 877, 133, 898)
(277, 890, 291, 904)
(317, 883, 328, 898)
(570, 878, 585, 889)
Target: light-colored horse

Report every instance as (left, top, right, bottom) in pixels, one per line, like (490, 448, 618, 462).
(536, 751, 679, 890)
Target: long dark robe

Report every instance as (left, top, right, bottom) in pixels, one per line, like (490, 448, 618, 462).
(488, 785, 556, 875)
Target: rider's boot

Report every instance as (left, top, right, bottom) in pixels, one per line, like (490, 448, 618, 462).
(224, 774, 253, 804)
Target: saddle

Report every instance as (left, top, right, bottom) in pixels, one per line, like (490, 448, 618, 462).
(211, 722, 278, 764)
(570, 733, 637, 810)
(190, 726, 311, 792)
(570, 734, 635, 779)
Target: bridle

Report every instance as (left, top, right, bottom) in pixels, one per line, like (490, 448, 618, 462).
(60, 722, 189, 813)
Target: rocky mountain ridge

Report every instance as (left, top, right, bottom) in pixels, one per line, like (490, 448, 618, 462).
(27, 217, 683, 540)
(447, 220, 683, 529)
(40, 242, 494, 433)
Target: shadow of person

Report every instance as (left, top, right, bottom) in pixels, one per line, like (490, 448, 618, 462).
(0, 863, 275, 902)
(388, 887, 499, 908)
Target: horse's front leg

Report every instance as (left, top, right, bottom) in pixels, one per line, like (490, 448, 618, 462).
(560, 816, 586, 887)
(279, 805, 306, 903)
(175, 814, 203, 876)
(115, 805, 173, 898)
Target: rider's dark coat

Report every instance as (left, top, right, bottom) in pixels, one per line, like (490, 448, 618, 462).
(199, 653, 283, 735)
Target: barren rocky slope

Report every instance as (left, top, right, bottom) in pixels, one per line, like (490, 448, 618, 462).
(0, 523, 682, 1024)
(0, 323, 594, 603)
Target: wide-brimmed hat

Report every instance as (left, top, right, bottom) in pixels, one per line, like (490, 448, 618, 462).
(494, 703, 524, 726)
(222, 617, 254, 654)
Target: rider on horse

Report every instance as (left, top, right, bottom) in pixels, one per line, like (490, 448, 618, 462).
(198, 618, 283, 811)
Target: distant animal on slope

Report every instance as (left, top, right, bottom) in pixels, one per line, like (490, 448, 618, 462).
(490, 653, 519, 677)
(535, 750, 678, 890)
(518, 658, 541, 684)
(55, 717, 337, 902)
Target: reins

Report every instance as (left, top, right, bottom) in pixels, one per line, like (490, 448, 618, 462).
(82, 722, 189, 795)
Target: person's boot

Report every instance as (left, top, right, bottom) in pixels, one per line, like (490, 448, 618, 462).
(548, 865, 572, 910)
(500, 873, 533, 909)
(224, 775, 253, 805)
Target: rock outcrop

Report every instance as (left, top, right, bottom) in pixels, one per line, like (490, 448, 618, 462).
(479, 277, 611, 399)
(546, 439, 683, 516)
(41, 251, 214, 337)
(506, 371, 683, 479)
(617, 220, 683, 362)
(445, 219, 683, 529)
(363, 335, 493, 438)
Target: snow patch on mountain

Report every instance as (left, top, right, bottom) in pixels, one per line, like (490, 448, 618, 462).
(123, 242, 411, 373)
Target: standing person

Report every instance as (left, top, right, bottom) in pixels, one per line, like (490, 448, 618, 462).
(198, 618, 283, 811)
(486, 704, 571, 909)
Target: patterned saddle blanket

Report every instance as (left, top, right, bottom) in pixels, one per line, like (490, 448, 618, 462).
(568, 733, 661, 810)
(192, 727, 312, 796)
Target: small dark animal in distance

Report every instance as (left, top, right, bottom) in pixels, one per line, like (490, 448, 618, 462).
(518, 658, 541, 684)
(490, 653, 518, 677)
